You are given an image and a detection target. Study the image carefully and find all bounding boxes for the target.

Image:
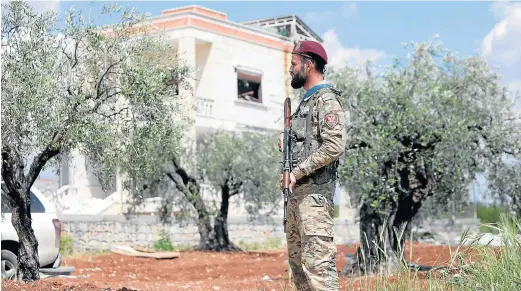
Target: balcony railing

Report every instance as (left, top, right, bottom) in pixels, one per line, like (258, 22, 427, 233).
(196, 97, 213, 117)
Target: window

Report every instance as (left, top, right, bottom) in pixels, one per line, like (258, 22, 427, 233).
(237, 69, 262, 103)
(1, 190, 45, 214)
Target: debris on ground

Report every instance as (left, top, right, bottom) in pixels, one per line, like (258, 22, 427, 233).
(110, 245, 180, 259)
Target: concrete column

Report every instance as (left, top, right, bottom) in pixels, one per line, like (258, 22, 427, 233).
(178, 37, 198, 174)
(68, 150, 89, 192)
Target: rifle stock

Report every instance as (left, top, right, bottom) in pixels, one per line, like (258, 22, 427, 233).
(282, 97, 292, 233)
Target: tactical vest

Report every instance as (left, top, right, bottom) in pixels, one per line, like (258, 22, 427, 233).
(291, 87, 342, 190)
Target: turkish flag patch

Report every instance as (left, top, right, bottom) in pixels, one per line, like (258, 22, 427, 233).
(323, 113, 339, 128)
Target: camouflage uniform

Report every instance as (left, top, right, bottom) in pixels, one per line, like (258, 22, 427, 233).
(286, 84, 347, 291)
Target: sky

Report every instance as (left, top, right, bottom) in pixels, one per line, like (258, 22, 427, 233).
(16, 0, 521, 203)
(23, 0, 521, 96)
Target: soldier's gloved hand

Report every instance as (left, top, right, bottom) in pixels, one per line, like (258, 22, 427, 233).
(277, 132, 283, 152)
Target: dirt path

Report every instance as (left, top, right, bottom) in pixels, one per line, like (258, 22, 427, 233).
(1, 242, 464, 291)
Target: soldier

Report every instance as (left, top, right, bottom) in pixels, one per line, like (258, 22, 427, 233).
(278, 40, 347, 291)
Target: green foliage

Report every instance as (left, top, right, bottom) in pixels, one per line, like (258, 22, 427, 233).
(196, 130, 281, 217)
(236, 234, 282, 251)
(153, 231, 174, 251)
(1, 1, 190, 201)
(132, 129, 282, 240)
(488, 163, 521, 218)
(59, 233, 74, 257)
(477, 204, 507, 224)
(445, 214, 521, 291)
(335, 215, 521, 291)
(477, 203, 508, 233)
(328, 39, 520, 216)
(1, 1, 190, 279)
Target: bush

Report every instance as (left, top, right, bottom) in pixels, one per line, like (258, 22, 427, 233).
(477, 204, 508, 233)
(60, 232, 74, 256)
(153, 231, 174, 251)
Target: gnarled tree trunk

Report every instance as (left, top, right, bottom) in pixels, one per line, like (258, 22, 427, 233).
(1, 140, 61, 282)
(10, 188, 40, 281)
(166, 159, 241, 252)
(342, 191, 424, 277)
(343, 135, 435, 276)
(212, 184, 240, 251)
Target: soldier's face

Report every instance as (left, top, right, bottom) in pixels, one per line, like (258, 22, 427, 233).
(290, 55, 309, 89)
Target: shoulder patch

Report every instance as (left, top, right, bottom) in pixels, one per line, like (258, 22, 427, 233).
(323, 113, 339, 128)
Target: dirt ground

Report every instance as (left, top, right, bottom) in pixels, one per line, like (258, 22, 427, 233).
(2, 242, 466, 291)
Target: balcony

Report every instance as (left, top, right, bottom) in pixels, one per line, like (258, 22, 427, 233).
(196, 97, 214, 117)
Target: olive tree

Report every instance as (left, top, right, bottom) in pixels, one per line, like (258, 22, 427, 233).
(329, 40, 520, 274)
(135, 130, 281, 251)
(1, 2, 189, 281)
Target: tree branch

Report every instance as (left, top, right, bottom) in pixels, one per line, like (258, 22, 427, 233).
(96, 58, 124, 99)
(166, 171, 194, 202)
(229, 181, 243, 197)
(26, 131, 63, 188)
(1, 145, 26, 195)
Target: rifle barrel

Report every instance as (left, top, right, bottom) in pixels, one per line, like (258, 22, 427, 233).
(281, 97, 292, 233)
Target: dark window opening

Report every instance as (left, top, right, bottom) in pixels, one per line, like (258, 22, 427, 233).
(237, 72, 262, 103)
(167, 79, 180, 96)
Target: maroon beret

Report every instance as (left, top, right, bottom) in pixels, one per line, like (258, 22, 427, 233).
(292, 40, 328, 64)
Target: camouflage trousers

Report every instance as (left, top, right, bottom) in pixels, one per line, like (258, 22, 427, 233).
(286, 190, 339, 291)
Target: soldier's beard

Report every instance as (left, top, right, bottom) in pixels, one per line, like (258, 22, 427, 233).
(291, 69, 307, 89)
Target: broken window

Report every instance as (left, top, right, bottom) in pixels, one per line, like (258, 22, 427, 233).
(237, 70, 262, 103)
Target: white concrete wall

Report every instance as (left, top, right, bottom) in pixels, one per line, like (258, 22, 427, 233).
(169, 27, 288, 134)
(169, 28, 290, 217)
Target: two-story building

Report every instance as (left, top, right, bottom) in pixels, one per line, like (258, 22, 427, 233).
(53, 5, 354, 219)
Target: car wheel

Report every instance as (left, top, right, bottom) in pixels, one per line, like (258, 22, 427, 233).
(1, 249, 17, 280)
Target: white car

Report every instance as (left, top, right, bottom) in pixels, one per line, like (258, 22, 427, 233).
(1, 183, 62, 279)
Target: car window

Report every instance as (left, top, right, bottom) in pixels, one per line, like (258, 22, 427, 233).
(1, 190, 46, 214)
(30, 192, 46, 213)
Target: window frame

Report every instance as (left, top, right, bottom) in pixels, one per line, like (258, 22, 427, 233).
(235, 66, 263, 104)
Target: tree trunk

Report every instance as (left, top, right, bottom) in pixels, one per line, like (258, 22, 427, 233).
(166, 165, 217, 250)
(166, 160, 240, 252)
(211, 185, 241, 251)
(10, 188, 40, 281)
(347, 202, 399, 277)
(342, 193, 423, 277)
(2, 142, 61, 282)
(189, 189, 217, 250)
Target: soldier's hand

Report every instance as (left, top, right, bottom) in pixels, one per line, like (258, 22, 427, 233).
(279, 172, 297, 193)
(277, 132, 283, 152)
(289, 172, 296, 192)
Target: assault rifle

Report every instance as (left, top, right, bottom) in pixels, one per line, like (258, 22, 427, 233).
(281, 97, 294, 233)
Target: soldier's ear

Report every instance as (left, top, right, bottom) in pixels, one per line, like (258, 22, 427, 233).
(305, 59, 312, 71)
